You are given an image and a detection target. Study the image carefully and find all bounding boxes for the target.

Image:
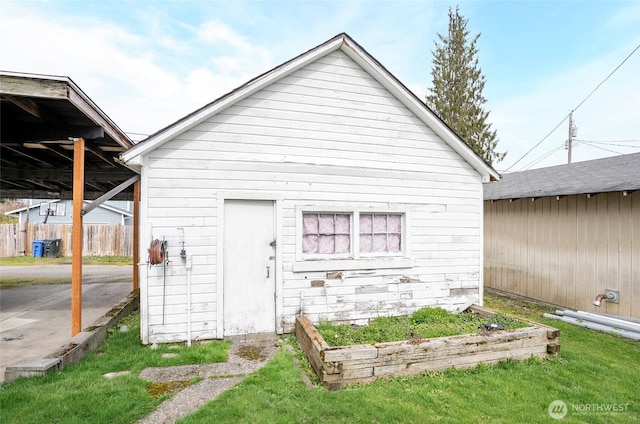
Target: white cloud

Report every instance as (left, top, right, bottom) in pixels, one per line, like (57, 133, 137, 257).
(0, 3, 274, 139)
(1, 0, 637, 164)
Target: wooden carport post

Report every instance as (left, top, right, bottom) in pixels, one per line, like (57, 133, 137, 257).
(72, 138, 85, 336)
(133, 179, 140, 290)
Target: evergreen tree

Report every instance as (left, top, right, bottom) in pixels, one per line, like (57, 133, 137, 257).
(426, 6, 505, 165)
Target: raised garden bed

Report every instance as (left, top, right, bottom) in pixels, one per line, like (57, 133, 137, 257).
(296, 304, 560, 390)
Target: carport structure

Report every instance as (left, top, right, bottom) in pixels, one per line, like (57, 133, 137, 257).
(1, 71, 140, 336)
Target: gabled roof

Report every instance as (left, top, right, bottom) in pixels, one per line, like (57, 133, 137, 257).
(121, 33, 499, 182)
(4, 199, 132, 217)
(484, 152, 640, 200)
(3, 200, 61, 215)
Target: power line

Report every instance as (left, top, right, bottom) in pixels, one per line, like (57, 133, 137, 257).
(572, 43, 640, 113)
(575, 139, 640, 149)
(522, 142, 566, 170)
(505, 43, 640, 172)
(504, 115, 569, 171)
(576, 139, 640, 143)
(579, 141, 624, 155)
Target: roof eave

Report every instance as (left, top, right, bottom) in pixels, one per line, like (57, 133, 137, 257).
(0, 71, 133, 149)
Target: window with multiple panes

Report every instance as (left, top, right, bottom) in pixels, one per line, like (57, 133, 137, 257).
(301, 211, 403, 259)
(302, 213, 351, 256)
(359, 213, 402, 254)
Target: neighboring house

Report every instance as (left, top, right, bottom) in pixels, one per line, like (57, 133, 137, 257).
(122, 33, 499, 344)
(5, 199, 133, 225)
(484, 153, 640, 319)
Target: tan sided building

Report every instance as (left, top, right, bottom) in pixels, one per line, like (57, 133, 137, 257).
(484, 153, 640, 319)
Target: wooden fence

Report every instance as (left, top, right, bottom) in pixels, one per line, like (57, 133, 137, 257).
(0, 223, 133, 257)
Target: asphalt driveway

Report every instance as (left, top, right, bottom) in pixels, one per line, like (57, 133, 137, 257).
(0, 265, 134, 383)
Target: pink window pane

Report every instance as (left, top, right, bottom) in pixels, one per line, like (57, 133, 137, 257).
(318, 214, 335, 234)
(335, 234, 350, 253)
(302, 235, 318, 254)
(360, 214, 372, 233)
(360, 234, 372, 253)
(318, 235, 335, 254)
(388, 215, 402, 232)
(388, 234, 401, 253)
(303, 214, 318, 235)
(373, 215, 387, 232)
(335, 214, 350, 234)
(372, 234, 387, 252)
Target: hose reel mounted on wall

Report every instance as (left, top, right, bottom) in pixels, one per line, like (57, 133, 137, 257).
(148, 239, 168, 265)
(148, 238, 169, 325)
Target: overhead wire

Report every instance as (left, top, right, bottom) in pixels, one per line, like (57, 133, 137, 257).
(575, 139, 640, 149)
(522, 142, 566, 170)
(523, 137, 640, 170)
(578, 141, 623, 155)
(504, 43, 640, 172)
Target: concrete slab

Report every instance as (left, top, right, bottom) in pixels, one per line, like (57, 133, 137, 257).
(0, 265, 134, 383)
(3, 358, 62, 382)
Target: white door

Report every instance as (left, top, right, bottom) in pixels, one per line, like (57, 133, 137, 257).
(223, 200, 276, 336)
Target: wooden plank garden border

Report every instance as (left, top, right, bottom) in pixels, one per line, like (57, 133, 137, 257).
(295, 304, 560, 390)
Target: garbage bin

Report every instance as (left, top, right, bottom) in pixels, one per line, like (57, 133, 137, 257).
(43, 239, 62, 258)
(32, 240, 44, 258)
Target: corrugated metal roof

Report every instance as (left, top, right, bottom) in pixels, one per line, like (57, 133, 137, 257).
(484, 152, 640, 200)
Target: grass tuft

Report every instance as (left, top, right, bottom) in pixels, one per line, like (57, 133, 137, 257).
(316, 306, 527, 346)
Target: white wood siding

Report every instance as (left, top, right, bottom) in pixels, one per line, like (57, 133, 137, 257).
(139, 51, 484, 342)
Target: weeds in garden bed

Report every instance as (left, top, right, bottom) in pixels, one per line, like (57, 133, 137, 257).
(316, 306, 528, 346)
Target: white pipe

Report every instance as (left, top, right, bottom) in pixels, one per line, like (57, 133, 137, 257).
(186, 257, 192, 347)
(544, 314, 640, 341)
(556, 310, 640, 333)
(585, 311, 640, 325)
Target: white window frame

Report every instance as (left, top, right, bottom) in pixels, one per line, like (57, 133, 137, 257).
(357, 212, 404, 258)
(294, 205, 413, 272)
(301, 212, 353, 260)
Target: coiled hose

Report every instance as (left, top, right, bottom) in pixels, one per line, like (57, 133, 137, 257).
(148, 239, 167, 265)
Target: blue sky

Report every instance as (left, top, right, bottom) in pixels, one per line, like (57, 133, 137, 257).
(1, 0, 638, 172)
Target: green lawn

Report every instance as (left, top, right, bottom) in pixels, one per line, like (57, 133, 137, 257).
(0, 313, 229, 424)
(0, 255, 132, 266)
(0, 256, 133, 288)
(0, 292, 638, 423)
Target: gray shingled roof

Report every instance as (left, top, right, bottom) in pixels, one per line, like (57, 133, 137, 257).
(484, 152, 640, 200)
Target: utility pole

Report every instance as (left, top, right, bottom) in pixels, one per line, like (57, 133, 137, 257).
(566, 111, 577, 164)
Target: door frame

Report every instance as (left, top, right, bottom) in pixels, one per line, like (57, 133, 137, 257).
(216, 192, 283, 338)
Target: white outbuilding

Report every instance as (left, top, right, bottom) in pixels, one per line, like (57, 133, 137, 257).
(121, 33, 499, 344)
